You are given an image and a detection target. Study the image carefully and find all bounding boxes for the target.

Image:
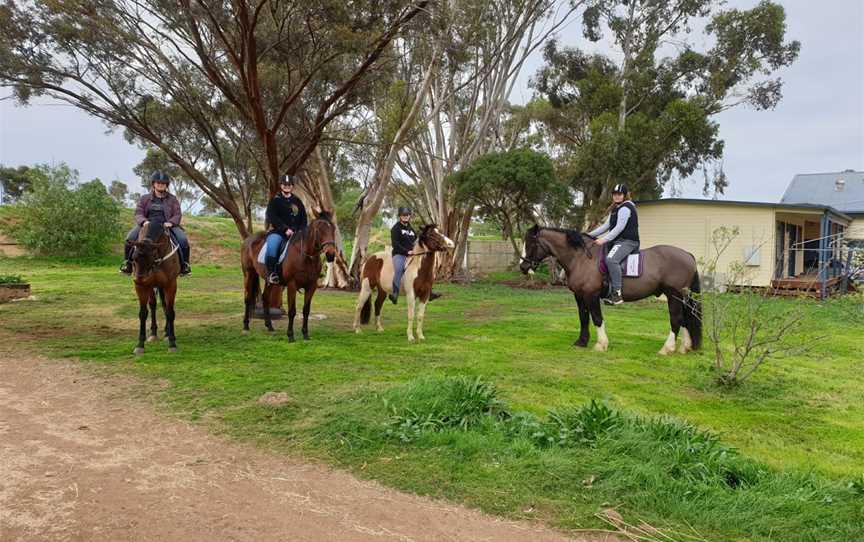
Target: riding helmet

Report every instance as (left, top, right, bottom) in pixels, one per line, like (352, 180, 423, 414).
(280, 174, 298, 186)
(397, 206, 412, 216)
(150, 170, 171, 184)
(612, 183, 628, 195)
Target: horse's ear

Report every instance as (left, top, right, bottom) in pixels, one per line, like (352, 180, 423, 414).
(317, 209, 333, 222)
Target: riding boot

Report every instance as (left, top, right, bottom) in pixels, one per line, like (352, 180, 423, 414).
(428, 292, 442, 302)
(604, 289, 624, 305)
(389, 291, 399, 305)
(266, 256, 281, 285)
(120, 243, 133, 274)
(180, 245, 191, 275)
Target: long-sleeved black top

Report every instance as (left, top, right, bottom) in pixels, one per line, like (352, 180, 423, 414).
(390, 221, 416, 256)
(266, 192, 307, 234)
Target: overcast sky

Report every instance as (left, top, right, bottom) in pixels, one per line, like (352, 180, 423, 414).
(1, 0, 862, 202)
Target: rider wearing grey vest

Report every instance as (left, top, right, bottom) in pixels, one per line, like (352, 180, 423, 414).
(588, 183, 639, 305)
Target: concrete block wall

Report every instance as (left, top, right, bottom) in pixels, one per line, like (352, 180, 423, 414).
(467, 240, 518, 274)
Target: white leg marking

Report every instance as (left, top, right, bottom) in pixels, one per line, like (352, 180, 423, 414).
(594, 322, 609, 352)
(678, 327, 692, 354)
(416, 301, 427, 341)
(376, 313, 384, 332)
(353, 278, 372, 333)
(659, 331, 677, 355)
(406, 293, 416, 342)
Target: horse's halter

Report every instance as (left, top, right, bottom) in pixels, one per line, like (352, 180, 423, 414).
(520, 233, 552, 272)
(132, 238, 178, 278)
(302, 219, 337, 261)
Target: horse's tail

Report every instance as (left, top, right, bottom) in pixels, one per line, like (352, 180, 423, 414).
(683, 272, 702, 350)
(360, 295, 372, 325)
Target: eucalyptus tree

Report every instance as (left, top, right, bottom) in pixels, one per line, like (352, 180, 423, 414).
(394, 0, 584, 278)
(0, 0, 430, 238)
(533, 0, 800, 222)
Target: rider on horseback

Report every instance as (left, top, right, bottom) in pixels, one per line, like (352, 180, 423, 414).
(264, 174, 307, 285)
(120, 170, 191, 276)
(389, 206, 416, 305)
(588, 183, 639, 305)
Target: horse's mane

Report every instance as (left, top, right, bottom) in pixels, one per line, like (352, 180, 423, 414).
(143, 220, 165, 243)
(531, 225, 588, 250)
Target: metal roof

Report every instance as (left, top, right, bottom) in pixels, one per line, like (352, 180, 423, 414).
(780, 171, 864, 213)
(634, 198, 852, 221)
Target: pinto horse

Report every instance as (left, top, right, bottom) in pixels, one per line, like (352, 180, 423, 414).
(352, 225, 454, 342)
(241, 212, 337, 341)
(520, 225, 701, 354)
(130, 220, 180, 355)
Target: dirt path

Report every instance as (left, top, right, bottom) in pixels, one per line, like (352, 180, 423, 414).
(0, 349, 606, 542)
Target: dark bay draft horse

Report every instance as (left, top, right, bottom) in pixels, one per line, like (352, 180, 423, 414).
(130, 220, 180, 355)
(352, 225, 454, 342)
(241, 212, 337, 341)
(520, 225, 701, 354)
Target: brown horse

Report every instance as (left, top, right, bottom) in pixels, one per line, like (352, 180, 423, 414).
(352, 225, 454, 342)
(130, 220, 180, 355)
(241, 212, 337, 341)
(520, 225, 701, 354)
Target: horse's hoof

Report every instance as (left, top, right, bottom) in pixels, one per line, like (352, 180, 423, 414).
(407, 337, 415, 343)
(288, 336, 296, 343)
(354, 328, 361, 334)
(593, 343, 608, 352)
(574, 340, 588, 348)
(266, 326, 274, 333)
(133, 347, 145, 355)
(242, 329, 249, 336)
(303, 335, 310, 341)
(377, 328, 384, 333)
(147, 335, 158, 343)
(417, 335, 425, 341)
(168, 347, 177, 353)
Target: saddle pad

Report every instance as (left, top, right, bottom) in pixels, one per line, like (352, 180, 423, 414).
(623, 253, 643, 277)
(598, 252, 643, 278)
(256, 237, 291, 265)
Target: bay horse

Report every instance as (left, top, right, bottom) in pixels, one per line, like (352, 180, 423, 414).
(130, 220, 180, 355)
(519, 225, 701, 354)
(241, 212, 337, 341)
(352, 225, 454, 342)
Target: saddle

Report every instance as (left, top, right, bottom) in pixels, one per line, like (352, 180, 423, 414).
(598, 252, 643, 278)
(256, 234, 293, 265)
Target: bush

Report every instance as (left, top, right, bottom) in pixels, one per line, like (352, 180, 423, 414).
(0, 274, 26, 285)
(14, 164, 123, 256)
(384, 376, 510, 442)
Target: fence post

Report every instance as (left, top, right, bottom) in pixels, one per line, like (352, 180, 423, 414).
(819, 212, 829, 300)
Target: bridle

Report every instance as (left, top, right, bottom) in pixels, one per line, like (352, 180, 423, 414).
(133, 226, 178, 277)
(302, 220, 337, 260)
(520, 235, 552, 271)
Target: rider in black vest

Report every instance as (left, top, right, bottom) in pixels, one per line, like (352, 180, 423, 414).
(264, 175, 308, 284)
(588, 183, 640, 305)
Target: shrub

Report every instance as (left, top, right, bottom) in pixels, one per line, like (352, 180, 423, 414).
(385, 376, 510, 442)
(14, 164, 123, 256)
(0, 273, 26, 285)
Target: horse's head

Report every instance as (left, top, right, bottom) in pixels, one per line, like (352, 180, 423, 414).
(131, 221, 168, 278)
(309, 211, 337, 262)
(520, 224, 551, 274)
(418, 224, 455, 252)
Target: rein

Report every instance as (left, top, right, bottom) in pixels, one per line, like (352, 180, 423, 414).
(154, 239, 179, 266)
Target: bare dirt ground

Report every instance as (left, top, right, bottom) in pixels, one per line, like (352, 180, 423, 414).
(0, 347, 610, 542)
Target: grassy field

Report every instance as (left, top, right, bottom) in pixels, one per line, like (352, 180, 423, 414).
(1, 245, 863, 539)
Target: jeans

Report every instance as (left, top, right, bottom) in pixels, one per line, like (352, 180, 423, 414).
(125, 225, 190, 265)
(265, 232, 286, 259)
(392, 254, 407, 296)
(606, 239, 639, 292)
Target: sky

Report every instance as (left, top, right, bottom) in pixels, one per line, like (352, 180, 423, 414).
(1, 0, 862, 203)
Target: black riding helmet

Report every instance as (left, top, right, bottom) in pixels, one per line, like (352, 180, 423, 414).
(151, 170, 171, 185)
(397, 206, 412, 216)
(612, 183, 628, 195)
(280, 174, 298, 186)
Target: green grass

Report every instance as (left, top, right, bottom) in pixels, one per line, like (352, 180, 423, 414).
(1, 254, 862, 541)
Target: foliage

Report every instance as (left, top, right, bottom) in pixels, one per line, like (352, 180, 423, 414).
(0, 0, 429, 237)
(0, 273, 25, 285)
(108, 180, 129, 206)
(531, 0, 800, 222)
(0, 164, 33, 203)
(451, 149, 570, 256)
(700, 226, 814, 387)
(13, 164, 122, 256)
(385, 376, 510, 442)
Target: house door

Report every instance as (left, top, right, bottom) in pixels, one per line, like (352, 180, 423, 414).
(775, 221, 786, 279)
(786, 223, 799, 276)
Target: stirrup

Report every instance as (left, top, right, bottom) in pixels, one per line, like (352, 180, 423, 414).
(119, 261, 132, 274)
(180, 264, 192, 276)
(267, 272, 281, 285)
